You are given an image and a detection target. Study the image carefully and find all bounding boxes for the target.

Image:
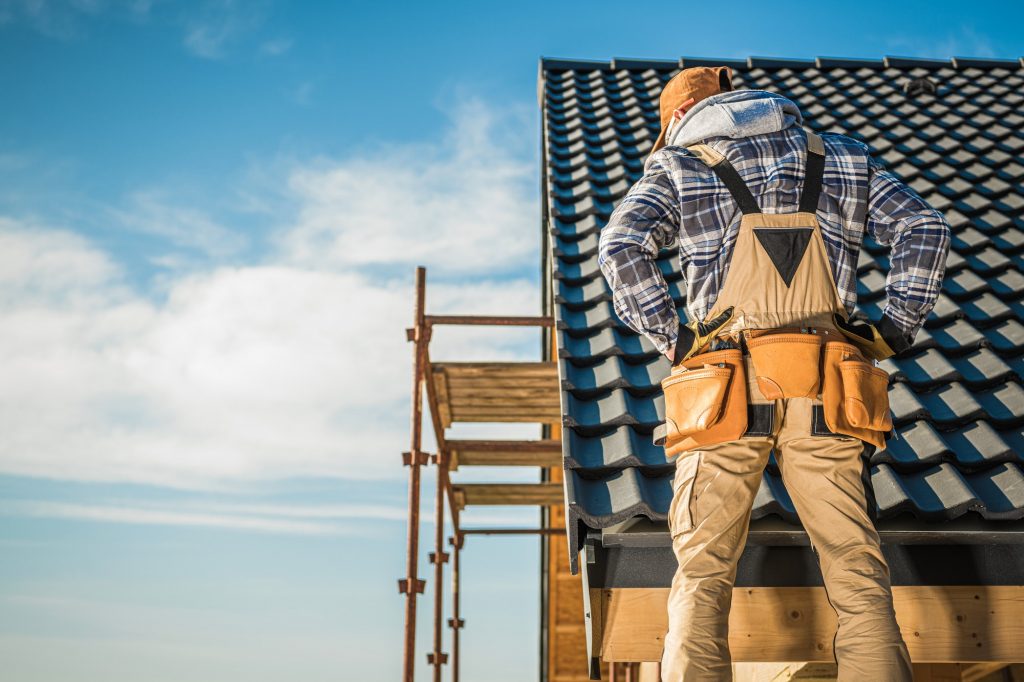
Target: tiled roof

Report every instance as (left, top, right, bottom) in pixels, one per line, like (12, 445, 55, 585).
(540, 56, 1024, 573)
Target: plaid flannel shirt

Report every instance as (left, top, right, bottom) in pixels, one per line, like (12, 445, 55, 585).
(597, 126, 952, 356)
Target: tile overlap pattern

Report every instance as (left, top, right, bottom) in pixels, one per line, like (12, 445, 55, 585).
(542, 57, 1024, 561)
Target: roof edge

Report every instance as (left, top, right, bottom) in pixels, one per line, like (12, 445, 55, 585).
(816, 56, 885, 69)
(539, 55, 1024, 75)
(747, 56, 816, 69)
(952, 56, 1024, 69)
(679, 56, 747, 69)
(609, 57, 678, 71)
(884, 55, 952, 69)
(540, 57, 610, 72)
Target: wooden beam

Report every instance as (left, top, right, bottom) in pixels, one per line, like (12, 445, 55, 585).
(600, 586, 1024, 663)
(447, 439, 562, 469)
(430, 362, 560, 425)
(451, 483, 564, 509)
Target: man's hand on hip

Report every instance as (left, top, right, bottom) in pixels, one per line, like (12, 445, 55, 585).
(671, 307, 735, 365)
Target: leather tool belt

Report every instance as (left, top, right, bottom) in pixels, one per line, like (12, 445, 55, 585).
(655, 329, 892, 457)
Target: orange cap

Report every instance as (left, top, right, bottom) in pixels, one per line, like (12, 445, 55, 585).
(651, 66, 734, 154)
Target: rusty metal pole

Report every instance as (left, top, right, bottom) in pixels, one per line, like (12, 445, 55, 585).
(448, 533, 464, 682)
(401, 266, 430, 682)
(428, 449, 449, 679)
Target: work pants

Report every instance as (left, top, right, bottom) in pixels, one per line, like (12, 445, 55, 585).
(660, 359, 912, 682)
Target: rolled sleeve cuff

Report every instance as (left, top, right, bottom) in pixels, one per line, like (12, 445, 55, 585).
(878, 308, 915, 352)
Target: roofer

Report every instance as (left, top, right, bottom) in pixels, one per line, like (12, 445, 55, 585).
(598, 66, 951, 681)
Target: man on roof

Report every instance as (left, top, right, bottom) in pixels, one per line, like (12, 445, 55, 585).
(598, 66, 951, 681)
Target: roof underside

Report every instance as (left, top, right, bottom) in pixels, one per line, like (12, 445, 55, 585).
(540, 55, 1024, 573)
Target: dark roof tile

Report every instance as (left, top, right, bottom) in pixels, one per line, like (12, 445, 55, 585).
(541, 56, 1024, 571)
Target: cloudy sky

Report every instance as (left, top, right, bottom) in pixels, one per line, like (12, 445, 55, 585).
(0, 1, 1021, 680)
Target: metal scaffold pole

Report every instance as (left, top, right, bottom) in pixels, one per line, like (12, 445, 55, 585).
(400, 266, 430, 682)
(398, 268, 559, 681)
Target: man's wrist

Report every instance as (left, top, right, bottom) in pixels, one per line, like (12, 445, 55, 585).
(672, 323, 695, 364)
(876, 314, 912, 354)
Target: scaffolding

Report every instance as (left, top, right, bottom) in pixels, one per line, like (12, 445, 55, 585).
(399, 266, 565, 682)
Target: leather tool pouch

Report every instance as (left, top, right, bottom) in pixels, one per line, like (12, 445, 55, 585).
(658, 349, 748, 457)
(661, 365, 732, 437)
(746, 332, 823, 399)
(839, 359, 893, 431)
(821, 340, 890, 450)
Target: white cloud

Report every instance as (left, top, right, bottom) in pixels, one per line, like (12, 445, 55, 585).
(0, 99, 541, 489)
(0, 0, 274, 59)
(280, 98, 538, 277)
(110, 190, 248, 258)
(0, 496, 542, 533)
(182, 0, 267, 59)
(259, 36, 291, 56)
(0, 0, 152, 38)
(2, 499, 346, 535)
(290, 80, 314, 106)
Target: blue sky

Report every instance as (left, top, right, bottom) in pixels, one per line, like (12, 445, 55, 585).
(1, 1, 1021, 680)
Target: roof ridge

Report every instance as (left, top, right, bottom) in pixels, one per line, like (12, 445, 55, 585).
(539, 55, 1024, 73)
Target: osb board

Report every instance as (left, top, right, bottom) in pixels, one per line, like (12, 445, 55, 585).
(601, 586, 1024, 663)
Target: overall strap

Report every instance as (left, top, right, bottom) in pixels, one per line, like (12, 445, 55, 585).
(687, 143, 761, 215)
(689, 130, 826, 216)
(798, 129, 826, 214)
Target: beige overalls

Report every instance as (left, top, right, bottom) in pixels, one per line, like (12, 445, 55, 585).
(660, 131, 913, 681)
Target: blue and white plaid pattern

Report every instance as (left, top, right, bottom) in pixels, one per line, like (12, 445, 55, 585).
(597, 126, 952, 355)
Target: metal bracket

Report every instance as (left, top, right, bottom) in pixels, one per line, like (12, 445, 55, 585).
(428, 551, 450, 565)
(426, 652, 449, 665)
(402, 450, 431, 467)
(447, 617, 465, 629)
(397, 577, 426, 594)
(405, 325, 433, 343)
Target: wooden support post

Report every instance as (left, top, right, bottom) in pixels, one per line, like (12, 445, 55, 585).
(448, 534, 465, 682)
(429, 449, 449, 681)
(401, 266, 430, 682)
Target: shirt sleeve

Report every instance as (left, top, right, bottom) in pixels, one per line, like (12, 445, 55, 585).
(597, 156, 681, 355)
(865, 153, 952, 342)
